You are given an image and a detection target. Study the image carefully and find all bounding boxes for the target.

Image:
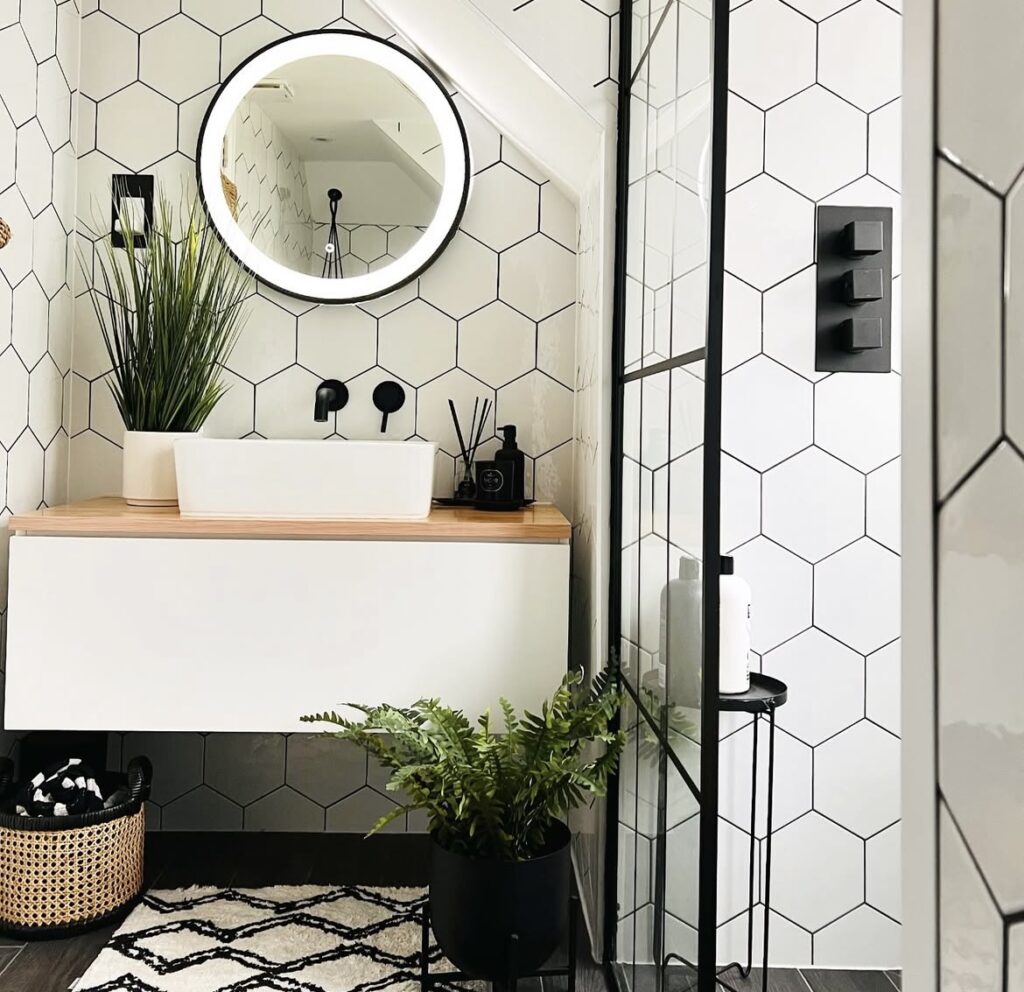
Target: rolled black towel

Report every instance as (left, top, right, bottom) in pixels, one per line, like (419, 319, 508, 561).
(15, 758, 106, 817)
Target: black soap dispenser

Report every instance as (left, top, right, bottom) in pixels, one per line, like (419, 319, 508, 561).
(495, 424, 525, 505)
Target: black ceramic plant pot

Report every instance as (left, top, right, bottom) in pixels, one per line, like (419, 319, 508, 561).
(429, 820, 571, 981)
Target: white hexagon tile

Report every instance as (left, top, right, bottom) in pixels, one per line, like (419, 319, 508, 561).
(725, 176, 815, 292)
(766, 629, 864, 746)
(729, 0, 816, 110)
(815, 719, 901, 838)
(762, 447, 865, 562)
(935, 159, 1002, 496)
(764, 86, 867, 201)
(722, 355, 813, 471)
(770, 812, 864, 933)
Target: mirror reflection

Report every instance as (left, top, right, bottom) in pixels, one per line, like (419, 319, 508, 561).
(217, 54, 444, 280)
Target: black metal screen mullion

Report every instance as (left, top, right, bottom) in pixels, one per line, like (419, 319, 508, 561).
(606, 0, 731, 986)
(629, 693, 643, 992)
(602, 0, 636, 965)
(697, 0, 731, 988)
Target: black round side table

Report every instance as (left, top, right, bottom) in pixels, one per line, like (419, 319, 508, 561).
(718, 673, 788, 992)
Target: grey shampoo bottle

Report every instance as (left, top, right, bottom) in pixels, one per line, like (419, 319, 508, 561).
(659, 555, 703, 709)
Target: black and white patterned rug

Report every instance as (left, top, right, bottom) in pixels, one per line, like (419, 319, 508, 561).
(75, 885, 443, 992)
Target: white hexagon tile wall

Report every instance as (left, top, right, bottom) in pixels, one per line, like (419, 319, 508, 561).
(719, 0, 902, 970)
(929, 2, 1024, 988)
(0, 1, 80, 756)
(68, 1, 587, 834)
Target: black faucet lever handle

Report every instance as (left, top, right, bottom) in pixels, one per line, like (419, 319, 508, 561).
(372, 380, 406, 434)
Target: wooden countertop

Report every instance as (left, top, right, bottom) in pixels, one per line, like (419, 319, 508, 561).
(8, 498, 572, 541)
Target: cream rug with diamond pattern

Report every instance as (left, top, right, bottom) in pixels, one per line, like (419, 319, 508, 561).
(74, 885, 435, 992)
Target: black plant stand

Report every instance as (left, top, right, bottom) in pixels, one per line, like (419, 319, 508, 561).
(419, 893, 579, 992)
(716, 673, 789, 992)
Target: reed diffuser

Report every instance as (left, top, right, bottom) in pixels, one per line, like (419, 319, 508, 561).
(448, 397, 491, 500)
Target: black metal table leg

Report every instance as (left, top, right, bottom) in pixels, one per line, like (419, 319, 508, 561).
(507, 932, 520, 992)
(569, 892, 579, 992)
(741, 713, 759, 980)
(717, 675, 789, 992)
(761, 708, 777, 992)
(421, 903, 430, 992)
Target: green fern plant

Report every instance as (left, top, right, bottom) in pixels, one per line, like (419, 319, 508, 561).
(86, 190, 250, 432)
(302, 669, 624, 861)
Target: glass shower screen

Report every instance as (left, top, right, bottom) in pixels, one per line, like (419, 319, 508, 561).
(608, 0, 728, 990)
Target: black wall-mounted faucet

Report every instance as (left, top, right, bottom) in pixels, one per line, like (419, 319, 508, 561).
(314, 379, 349, 422)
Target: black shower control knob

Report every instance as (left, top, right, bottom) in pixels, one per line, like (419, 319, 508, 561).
(842, 268, 884, 306)
(842, 220, 884, 257)
(841, 317, 883, 353)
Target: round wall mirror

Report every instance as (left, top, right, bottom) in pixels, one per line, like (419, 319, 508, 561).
(197, 31, 470, 304)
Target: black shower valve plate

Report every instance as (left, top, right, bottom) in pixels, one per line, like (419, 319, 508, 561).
(816, 205, 893, 373)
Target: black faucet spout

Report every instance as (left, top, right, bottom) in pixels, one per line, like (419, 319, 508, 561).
(314, 386, 334, 423)
(314, 379, 349, 423)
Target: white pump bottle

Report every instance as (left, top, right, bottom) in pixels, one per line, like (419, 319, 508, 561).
(719, 555, 751, 695)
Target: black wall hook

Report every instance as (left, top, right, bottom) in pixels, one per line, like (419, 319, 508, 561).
(373, 380, 406, 432)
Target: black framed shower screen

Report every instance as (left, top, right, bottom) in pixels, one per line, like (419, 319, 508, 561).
(605, 1, 729, 991)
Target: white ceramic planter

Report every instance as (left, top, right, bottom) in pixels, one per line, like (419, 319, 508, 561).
(122, 431, 197, 507)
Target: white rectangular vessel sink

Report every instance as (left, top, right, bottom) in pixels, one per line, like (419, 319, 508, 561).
(174, 438, 438, 520)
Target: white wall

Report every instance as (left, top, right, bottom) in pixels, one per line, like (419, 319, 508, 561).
(903, 2, 1024, 989)
(0, 1, 80, 749)
(718, 0, 903, 970)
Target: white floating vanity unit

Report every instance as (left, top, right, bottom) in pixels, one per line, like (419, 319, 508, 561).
(4, 497, 571, 733)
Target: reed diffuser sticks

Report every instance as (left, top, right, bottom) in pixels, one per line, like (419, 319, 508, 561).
(449, 396, 492, 499)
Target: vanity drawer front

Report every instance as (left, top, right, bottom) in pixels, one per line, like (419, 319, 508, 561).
(4, 536, 570, 732)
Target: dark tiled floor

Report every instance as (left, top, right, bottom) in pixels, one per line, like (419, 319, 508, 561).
(0, 832, 605, 992)
(718, 970, 809, 992)
(719, 969, 902, 992)
(802, 970, 900, 992)
(0, 834, 901, 992)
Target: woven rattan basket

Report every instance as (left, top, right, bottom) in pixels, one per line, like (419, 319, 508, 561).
(0, 756, 152, 939)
